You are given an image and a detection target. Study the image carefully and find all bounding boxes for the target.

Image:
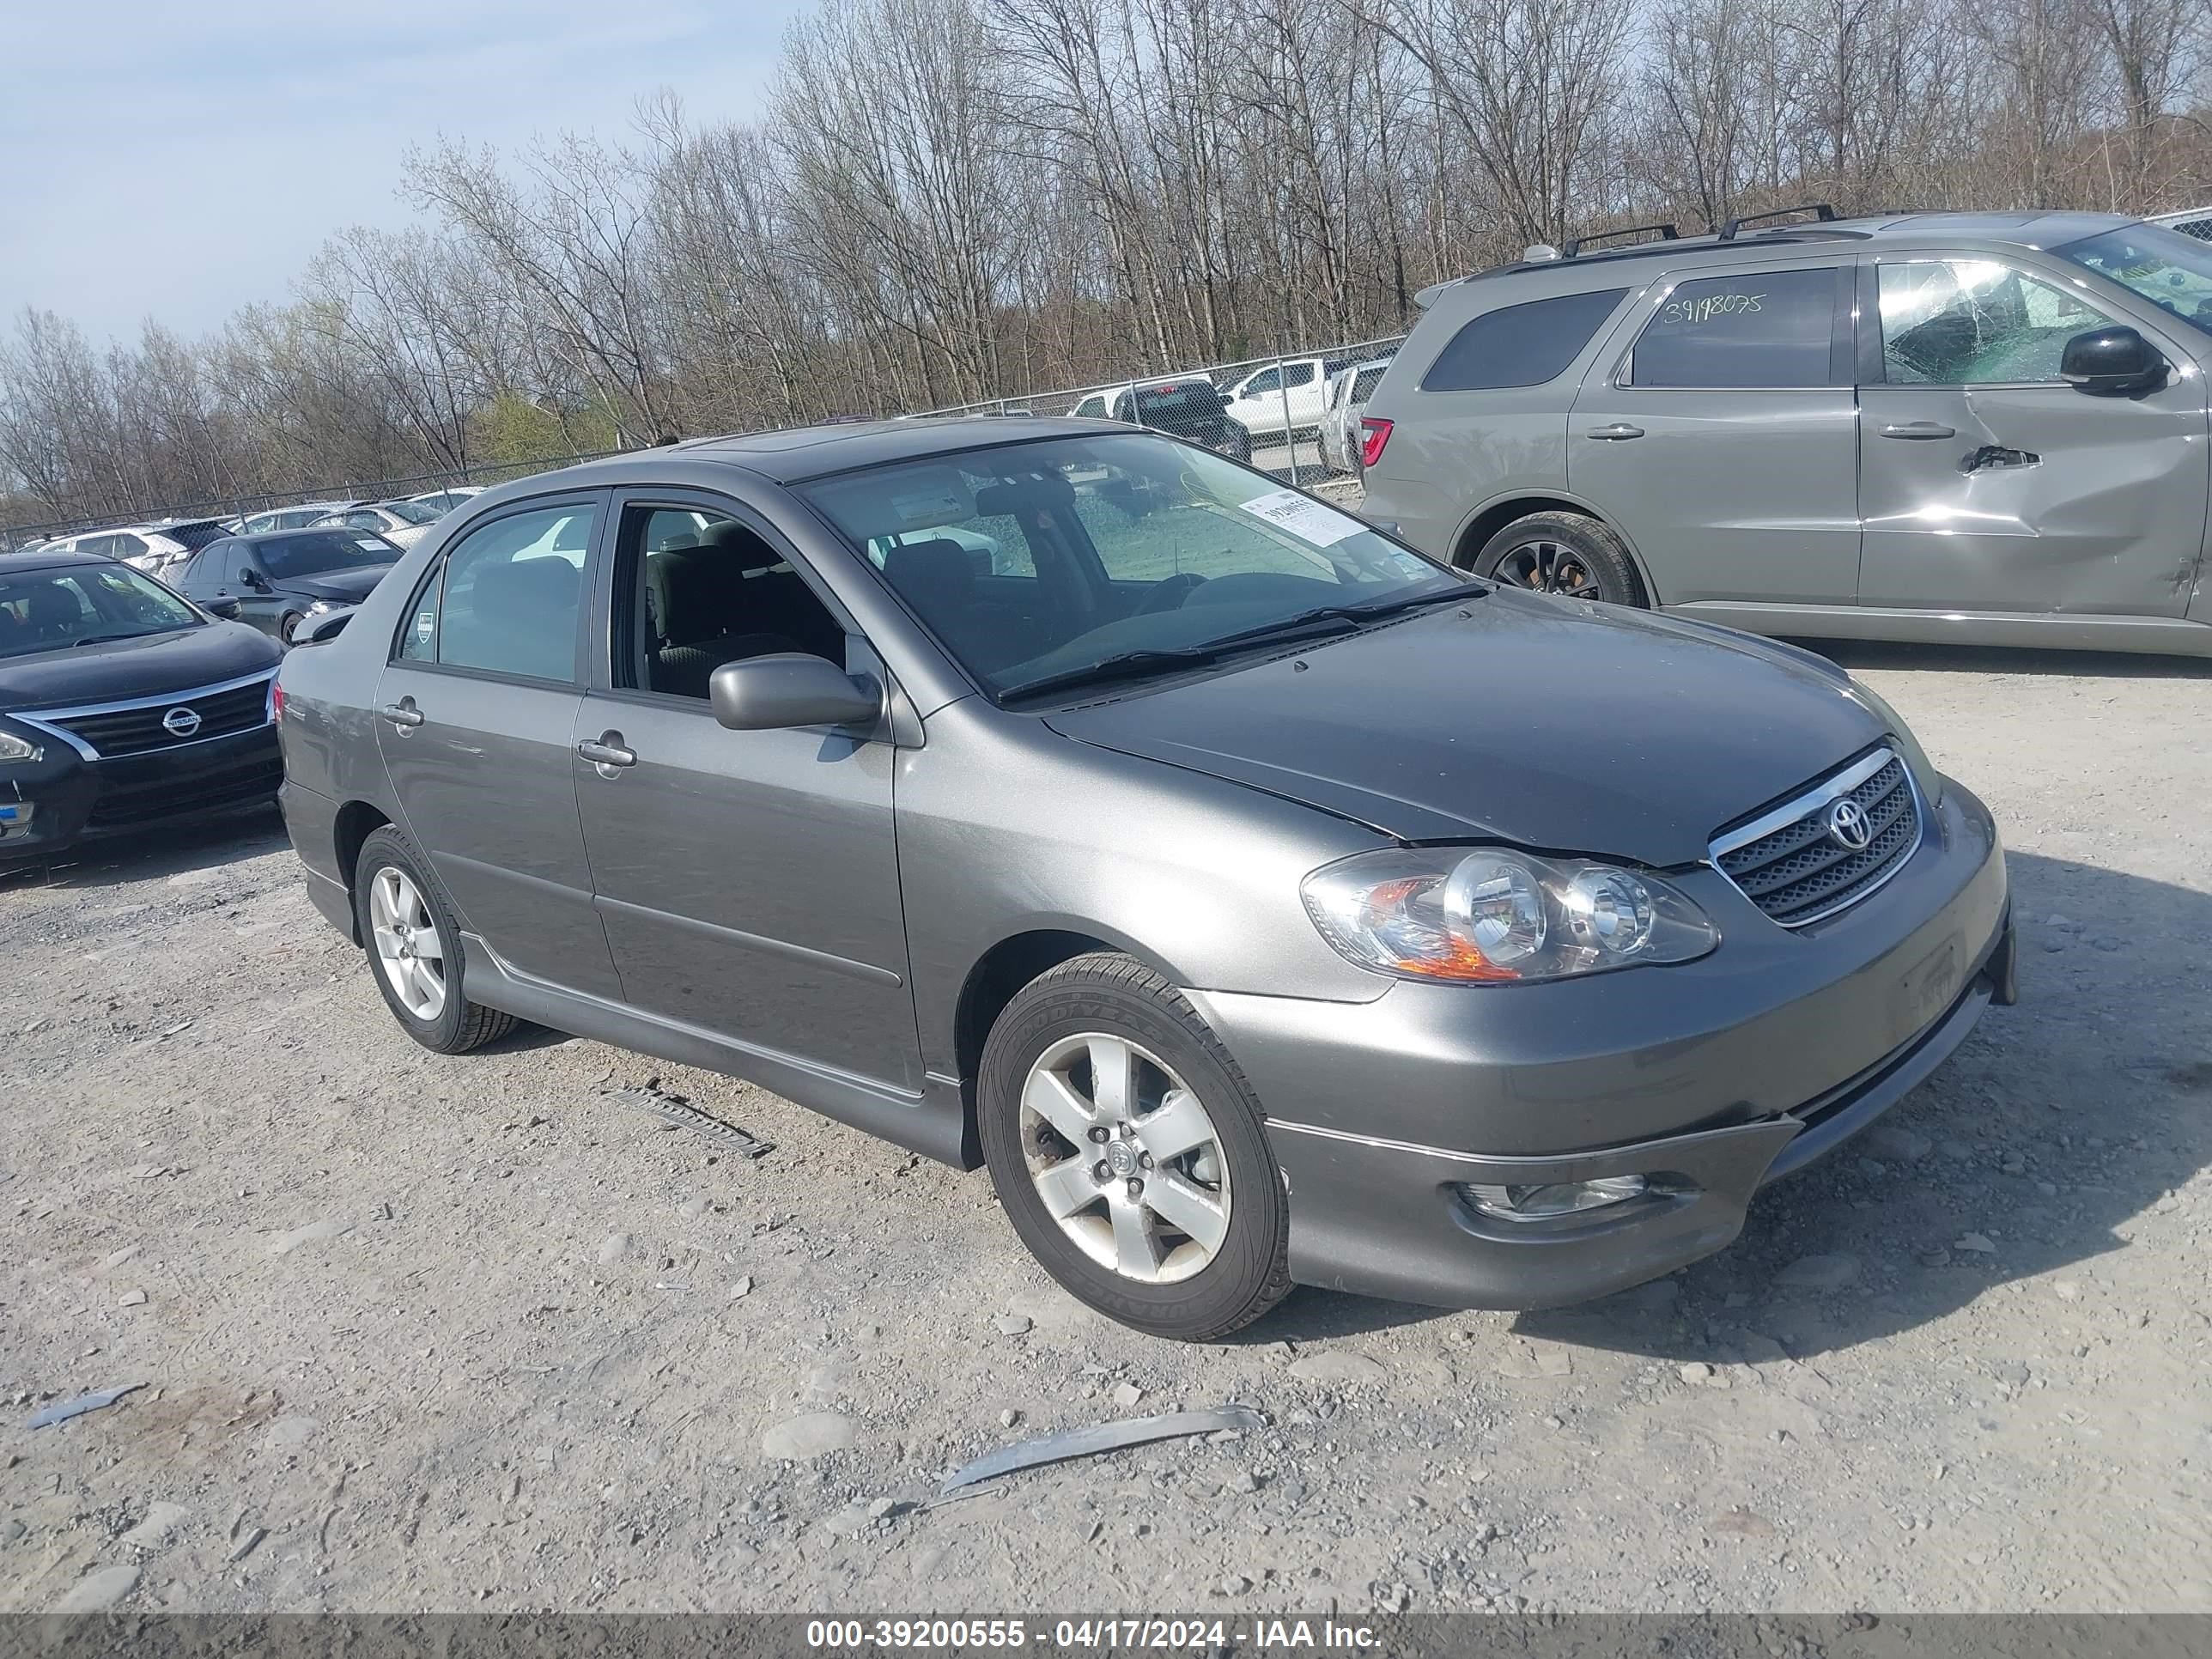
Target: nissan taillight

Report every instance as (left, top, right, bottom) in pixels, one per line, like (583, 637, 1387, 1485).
(1358, 416, 1393, 469)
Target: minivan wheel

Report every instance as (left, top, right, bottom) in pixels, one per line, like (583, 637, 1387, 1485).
(978, 952, 1291, 1340)
(352, 825, 518, 1054)
(1475, 511, 1646, 606)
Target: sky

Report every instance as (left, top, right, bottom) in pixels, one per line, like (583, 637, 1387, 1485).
(0, 0, 810, 347)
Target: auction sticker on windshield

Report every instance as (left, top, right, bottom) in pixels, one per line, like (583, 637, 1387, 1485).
(1238, 489, 1363, 547)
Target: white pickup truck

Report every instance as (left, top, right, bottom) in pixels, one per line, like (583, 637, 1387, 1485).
(1220, 356, 1334, 441)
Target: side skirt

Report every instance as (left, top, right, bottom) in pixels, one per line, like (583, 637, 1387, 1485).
(1666, 601, 2212, 657)
(458, 931, 976, 1169)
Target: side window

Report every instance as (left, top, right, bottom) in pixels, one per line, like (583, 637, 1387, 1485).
(110, 535, 146, 560)
(1630, 269, 1842, 388)
(1282, 362, 1316, 388)
(426, 502, 596, 682)
(624, 504, 846, 700)
(1073, 395, 1107, 419)
(1423, 288, 1630, 392)
(1242, 367, 1281, 397)
(1878, 260, 2116, 385)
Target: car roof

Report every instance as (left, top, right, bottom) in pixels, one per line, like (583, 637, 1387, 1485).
(1414, 209, 2147, 306)
(217, 526, 380, 543)
(0, 548, 120, 574)
(517, 416, 1146, 489)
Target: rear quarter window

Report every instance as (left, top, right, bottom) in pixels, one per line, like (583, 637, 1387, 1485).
(1421, 289, 1630, 392)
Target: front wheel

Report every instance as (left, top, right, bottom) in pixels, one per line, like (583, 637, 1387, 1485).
(353, 824, 518, 1054)
(978, 952, 1291, 1340)
(1474, 511, 1646, 606)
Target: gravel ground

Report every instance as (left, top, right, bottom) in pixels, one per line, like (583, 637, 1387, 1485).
(2, 641, 2208, 1617)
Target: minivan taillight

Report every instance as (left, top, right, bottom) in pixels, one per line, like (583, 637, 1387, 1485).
(1358, 416, 1393, 469)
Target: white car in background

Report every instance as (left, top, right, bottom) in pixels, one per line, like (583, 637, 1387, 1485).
(34, 519, 230, 580)
(307, 500, 441, 551)
(404, 486, 487, 515)
(1319, 356, 1395, 474)
(240, 500, 363, 535)
(1221, 356, 1334, 441)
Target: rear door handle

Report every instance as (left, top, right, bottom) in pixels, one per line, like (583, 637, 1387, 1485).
(1880, 421, 1956, 439)
(378, 700, 424, 729)
(578, 734, 636, 769)
(1584, 422, 1644, 441)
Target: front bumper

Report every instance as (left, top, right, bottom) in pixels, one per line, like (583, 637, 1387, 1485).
(0, 721, 283, 863)
(1189, 779, 2010, 1310)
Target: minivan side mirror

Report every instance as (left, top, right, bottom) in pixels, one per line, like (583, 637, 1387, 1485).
(709, 653, 881, 732)
(203, 595, 243, 620)
(2061, 325, 2168, 396)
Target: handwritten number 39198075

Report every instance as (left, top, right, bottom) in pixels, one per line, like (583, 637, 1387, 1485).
(1661, 292, 1765, 325)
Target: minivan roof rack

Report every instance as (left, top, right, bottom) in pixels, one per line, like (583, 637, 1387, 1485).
(1717, 203, 1838, 240)
(1560, 221, 1680, 259)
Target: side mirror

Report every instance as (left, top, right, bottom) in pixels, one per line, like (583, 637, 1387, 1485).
(293, 607, 354, 646)
(709, 653, 881, 732)
(240, 567, 270, 591)
(203, 595, 243, 620)
(2061, 325, 2168, 396)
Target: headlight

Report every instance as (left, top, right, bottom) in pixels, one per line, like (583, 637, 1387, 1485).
(1302, 847, 1718, 984)
(0, 726, 40, 763)
(1848, 680, 1944, 807)
(303, 599, 335, 617)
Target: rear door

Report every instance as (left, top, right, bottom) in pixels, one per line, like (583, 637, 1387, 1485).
(572, 489, 920, 1088)
(372, 493, 622, 999)
(1569, 258, 1862, 605)
(1856, 253, 2209, 615)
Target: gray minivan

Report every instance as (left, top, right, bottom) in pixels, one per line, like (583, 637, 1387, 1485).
(1359, 208, 2212, 654)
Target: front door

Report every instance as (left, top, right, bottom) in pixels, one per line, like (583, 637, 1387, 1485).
(573, 493, 921, 1091)
(372, 494, 621, 999)
(1570, 260, 1862, 606)
(1856, 255, 2209, 615)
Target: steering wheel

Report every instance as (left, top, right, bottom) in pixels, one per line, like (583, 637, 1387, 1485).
(1133, 572, 1208, 616)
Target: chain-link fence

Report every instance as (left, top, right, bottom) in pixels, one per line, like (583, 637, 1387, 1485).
(2, 332, 1412, 553)
(0, 449, 629, 555)
(914, 333, 1407, 493)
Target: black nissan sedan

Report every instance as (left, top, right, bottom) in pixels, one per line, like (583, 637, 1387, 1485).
(0, 549, 283, 865)
(174, 527, 400, 645)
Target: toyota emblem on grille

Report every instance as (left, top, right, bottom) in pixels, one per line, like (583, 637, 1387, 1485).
(1826, 798, 1874, 851)
(161, 706, 203, 738)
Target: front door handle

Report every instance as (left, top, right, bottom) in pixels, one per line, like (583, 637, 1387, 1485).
(578, 733, 637, 769)
(1880, 421, 1956, 439)
(378, 699, 424, 730)
(1584, 422, 1644, 441)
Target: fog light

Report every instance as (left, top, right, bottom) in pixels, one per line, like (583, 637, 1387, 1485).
(1460, 1174, 1647, 1222)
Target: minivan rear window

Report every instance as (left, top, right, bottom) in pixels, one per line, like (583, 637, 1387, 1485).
(1421, 289, 1628, 391)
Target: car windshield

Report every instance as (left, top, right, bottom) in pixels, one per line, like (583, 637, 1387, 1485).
(256, 530, 396, 579)
(803, 432, 1462, 701)
(0, 563, 201, 657)
(2056, 223, 2212, 335)
(380, 499, 439, 526)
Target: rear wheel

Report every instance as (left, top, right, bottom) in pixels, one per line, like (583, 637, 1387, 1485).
(353, 825, 517, 1054)
(979, 952, 1291, 1340)
(1474, 511, 1646, 606)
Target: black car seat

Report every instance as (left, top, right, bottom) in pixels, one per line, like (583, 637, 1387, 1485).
(21, 584, 81, 642)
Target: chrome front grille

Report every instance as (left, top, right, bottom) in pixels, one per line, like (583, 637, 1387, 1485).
(17, 671, 276, 760)
(1711, 748, 1923, 927)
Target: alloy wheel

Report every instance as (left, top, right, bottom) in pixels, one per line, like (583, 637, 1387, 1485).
(368, 866, 447, 1022)
(1018, 1032, 1231, 1285)
(1496, 538, 1603, 599)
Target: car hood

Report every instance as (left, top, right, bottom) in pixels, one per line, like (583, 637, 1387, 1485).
(0, 622, 282, 712)
(279, 565, 393, 603)
(1043, 589, 1883, 866)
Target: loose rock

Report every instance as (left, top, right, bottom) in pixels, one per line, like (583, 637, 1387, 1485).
(54, 1565, 139, 1612)
(1287, 1352, 1386, 1384)
(762, 1412, 855, 1460)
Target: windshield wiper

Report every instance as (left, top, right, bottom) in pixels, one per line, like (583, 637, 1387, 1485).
(999, 647, 1236, 702)
(1181, 583, 1479, 654)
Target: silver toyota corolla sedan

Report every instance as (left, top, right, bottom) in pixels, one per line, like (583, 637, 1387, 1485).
(274, 418, 2014, 1340)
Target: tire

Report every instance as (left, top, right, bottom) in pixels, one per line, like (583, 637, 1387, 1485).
(1474, 510, 1647, 606)
(352, 824, 518, 1054)
(978, 951, 1291, 1340)
(277, 612, 304, 646)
